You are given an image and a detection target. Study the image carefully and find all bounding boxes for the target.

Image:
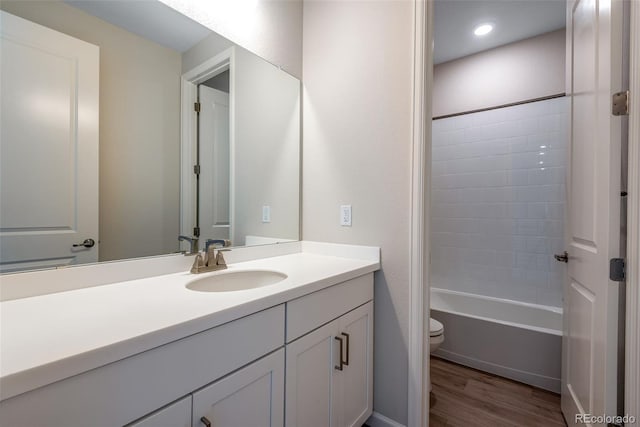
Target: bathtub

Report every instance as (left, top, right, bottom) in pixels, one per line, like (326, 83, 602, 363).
(430, 287, 563, 393)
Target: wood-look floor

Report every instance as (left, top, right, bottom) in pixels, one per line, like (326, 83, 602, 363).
(429, 357, 567, 427)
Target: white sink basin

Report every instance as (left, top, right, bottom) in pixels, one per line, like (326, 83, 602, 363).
(185, 270, 288, 292)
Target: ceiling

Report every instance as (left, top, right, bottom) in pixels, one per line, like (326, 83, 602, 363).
(66, 0, 565, 63)
(434, 0, 566, 64)
(65, 0, 212, 52)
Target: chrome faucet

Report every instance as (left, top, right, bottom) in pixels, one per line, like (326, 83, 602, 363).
(190, 246, 230, 274)
(178, 235, 199, 255)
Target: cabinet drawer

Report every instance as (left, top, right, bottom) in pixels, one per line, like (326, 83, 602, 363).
(0, 305, 285, 427)
(286, 273, 373, 342)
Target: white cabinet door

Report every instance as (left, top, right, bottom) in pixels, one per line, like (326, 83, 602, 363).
(192, 349, 284, 427)
(336, 302, 373, 427)
(0, 11, 99, 272)
(285, 319, 341, 427)
(127, 396, 191, 427)
(285, 301, 374, 427)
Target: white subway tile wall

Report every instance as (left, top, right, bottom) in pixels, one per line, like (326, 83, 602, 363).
(431, 97, 569, 307)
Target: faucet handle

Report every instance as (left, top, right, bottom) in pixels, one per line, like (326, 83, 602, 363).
(190, 253, 205, 274)
(215, 249, 230, 267)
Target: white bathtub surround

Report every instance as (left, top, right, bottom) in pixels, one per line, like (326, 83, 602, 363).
(431, 287, 562, 392)
(0, 241, 379, 401)
(431, 97, 569, 308)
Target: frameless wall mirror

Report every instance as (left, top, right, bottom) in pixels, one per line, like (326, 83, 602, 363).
(0, 0, 300, 273)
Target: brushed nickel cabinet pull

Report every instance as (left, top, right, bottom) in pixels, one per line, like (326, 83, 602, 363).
(200, 416, 212, 427)
(334, 336, 344, 371)
(341, 332, 350, 366)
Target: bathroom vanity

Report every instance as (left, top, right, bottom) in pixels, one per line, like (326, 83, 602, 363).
(0, 242, 379, 427)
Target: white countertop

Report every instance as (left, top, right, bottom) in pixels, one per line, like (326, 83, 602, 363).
(0, 245, 379, 401)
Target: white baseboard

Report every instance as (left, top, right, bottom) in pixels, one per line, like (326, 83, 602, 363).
(366, 411, 406, 427)
(433, 349, 561, 393)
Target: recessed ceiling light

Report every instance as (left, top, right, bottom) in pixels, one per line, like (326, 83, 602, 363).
(474, 24, 493, 36)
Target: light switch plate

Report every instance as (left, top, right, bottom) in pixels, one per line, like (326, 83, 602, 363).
(262, 205, 271, 223)
(340, 205, 352, 226)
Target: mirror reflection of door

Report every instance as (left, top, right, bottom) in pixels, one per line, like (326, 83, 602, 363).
(198, 71, 231, 249)
(0, 11, 99, 272)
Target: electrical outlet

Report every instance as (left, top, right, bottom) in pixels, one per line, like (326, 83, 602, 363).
(262, 205, 271, 223)
(340, 205, 352, 226)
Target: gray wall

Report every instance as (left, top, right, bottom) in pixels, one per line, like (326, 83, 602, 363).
(433, 29, 566, 117)
(233, 48, 300, 245)
(182, 31, 234, 73)
(302, 1, 414, 424)
(202, 70, 230, 93)
(1, 1, 182, 262)
(170, 0, 302, 79)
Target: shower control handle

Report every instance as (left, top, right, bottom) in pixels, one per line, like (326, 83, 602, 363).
(554, 251, 568, 263)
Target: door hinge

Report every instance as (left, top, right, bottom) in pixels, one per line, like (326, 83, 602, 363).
(193, 164, 200, 175)
(194, 102, 201, 113)
(612, 91, 629, 116)
(609, 258, 626, 281)
(193, 227, 200, 237)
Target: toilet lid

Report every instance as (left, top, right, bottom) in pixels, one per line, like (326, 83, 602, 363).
(429, 318, 444, 337)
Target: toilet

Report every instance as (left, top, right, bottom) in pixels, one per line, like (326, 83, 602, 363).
(429, 317, 444, 353)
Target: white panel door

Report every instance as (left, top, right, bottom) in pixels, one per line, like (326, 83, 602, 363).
(562, 0, 624, 425)
(192, 349, 284, 427)
(0, 11, 99, 272)
(199, 85, 230, 248)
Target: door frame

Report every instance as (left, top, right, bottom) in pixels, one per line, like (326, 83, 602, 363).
(409, 1, 640, 426)
(408, 1, 433, 426)
(180, 48, 234, 251)
(625, 0, 640, 422)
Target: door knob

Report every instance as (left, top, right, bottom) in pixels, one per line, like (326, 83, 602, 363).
(72, 238, 95, 248)
(554, 251, 568, 263)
